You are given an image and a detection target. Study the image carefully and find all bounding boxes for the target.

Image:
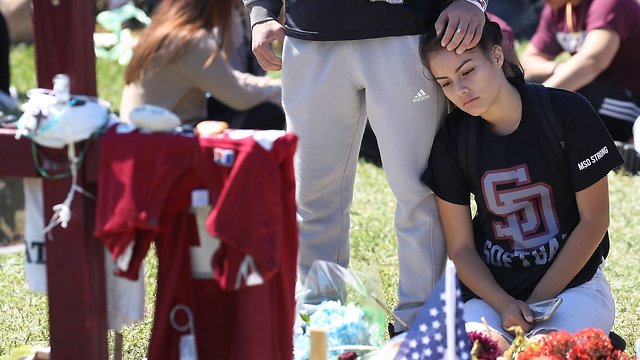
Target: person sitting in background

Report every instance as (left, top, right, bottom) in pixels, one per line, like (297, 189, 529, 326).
(520, 0, 640, 145)
(487, 0, 543, 39)
(0, 10, 18, 122)
(205, 0, 285, 130)
(420, 17, 623, 352)
(120, 0, 283, 130)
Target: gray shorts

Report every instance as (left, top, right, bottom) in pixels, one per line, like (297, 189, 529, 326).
(463, 268, 615, 340)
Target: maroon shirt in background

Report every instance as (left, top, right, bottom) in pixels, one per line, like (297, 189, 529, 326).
(530, 0, 640, 97)
(488, 12, 515, 45)
(488, 12, 517, 62)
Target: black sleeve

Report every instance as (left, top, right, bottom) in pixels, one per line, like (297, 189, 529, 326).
(421, 120, 471, 205)
(550, 89, 624, 192)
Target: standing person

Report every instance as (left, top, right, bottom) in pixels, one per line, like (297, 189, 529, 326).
(245, 0, 487, 333)
(420, 18, 623, 351)
(120, 0, 283, 129)
(0, 11, 9, 95)
(520, 0, 640, 144)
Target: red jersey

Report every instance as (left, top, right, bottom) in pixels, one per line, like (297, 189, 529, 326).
(95, 126, 298, 359)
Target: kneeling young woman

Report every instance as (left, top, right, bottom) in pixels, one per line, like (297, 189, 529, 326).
(419, 16, 623, 351)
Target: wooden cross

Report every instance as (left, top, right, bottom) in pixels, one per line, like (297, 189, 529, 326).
(0, 0, 108, 358)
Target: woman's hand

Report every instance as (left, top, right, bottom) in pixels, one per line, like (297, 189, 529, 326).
(499, 298, 534, 334)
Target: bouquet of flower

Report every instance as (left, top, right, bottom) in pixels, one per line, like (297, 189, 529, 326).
(293, 261, 387, 360)
(468, 331, 502, 360)
(515, 328, 632, 360)
(468, 327, 634, 360)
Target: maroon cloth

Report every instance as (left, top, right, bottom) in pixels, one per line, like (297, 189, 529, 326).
(488, 12, 517, 62)
(488, 12, 515, 45)
(531, 0, 640, 97)
(95, 127, 298, 360)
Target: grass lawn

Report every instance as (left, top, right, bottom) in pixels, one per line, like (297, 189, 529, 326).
(1, 43, 640, 358)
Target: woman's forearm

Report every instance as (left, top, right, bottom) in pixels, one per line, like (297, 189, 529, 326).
(452, 249, 514, 311)
(521, 54, 557, 83)
(528, 178, 610, 302)
(527, 217, 608, 302)
(543, 57, 601, 92)
(543, 29, 619, 92)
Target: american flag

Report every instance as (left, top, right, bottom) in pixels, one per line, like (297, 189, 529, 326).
(394, 265, 470, 360)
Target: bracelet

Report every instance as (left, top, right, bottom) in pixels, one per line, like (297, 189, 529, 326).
(464, 0, 487, 12)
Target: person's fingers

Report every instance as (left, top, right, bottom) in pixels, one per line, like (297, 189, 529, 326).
(521, 320, 533, 333)
(454, 26, 477, 54)
(436, 0, 486, 53)
(445, 21, 467, 51)
(503, 316, 532, 335)
(518, 302, 534, 324)
(438, 18, 458, 49)
(251, 21, 284, 71)
(434, 12, 448, 38)
(500, 300, 535, 335)
(458, 14, 485, 53)
(254, 43, 282, 71)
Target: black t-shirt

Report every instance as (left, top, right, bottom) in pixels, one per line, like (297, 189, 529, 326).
(422, 80, 624, 301)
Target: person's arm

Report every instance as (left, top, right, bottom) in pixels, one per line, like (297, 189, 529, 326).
(181, 37, 281, 111)
(542, 28, 620, 91)
(527, 176, 610, 302)
(521, 43, 558, 83)
(521, 3, 564, 82)
(437, 198, 534, 333)
(245, 0, 284, 71)
(436, 0, 487, 54)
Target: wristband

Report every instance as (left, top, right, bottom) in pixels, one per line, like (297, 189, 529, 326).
(464, 0, 487, 12)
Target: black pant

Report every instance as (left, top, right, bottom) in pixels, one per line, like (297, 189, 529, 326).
(577, 81, 639, 143)
(206, 94, 285, 131)
(359, 121, 382, 166)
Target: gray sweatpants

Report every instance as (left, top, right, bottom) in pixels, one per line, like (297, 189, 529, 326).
(282, 35, 448, 330)
(464, 268, 615, 341)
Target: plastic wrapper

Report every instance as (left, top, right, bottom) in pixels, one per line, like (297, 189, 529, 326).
(294, 260, 387, 360)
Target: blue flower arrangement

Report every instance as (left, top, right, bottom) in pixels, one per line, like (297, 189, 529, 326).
(294, 300, 383, 360)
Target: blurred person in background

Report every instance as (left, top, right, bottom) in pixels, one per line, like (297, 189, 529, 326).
(120, 0, 283, 129)
(521, 0, 640, 145)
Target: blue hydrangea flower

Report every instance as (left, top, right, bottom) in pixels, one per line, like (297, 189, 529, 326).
(293, 300, 379, 360)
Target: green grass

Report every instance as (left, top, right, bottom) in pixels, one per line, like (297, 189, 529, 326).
(3, 44, 640, 358)
(9, 43, 126, 114)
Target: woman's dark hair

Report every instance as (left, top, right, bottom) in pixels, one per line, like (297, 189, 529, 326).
(419, 15, 524, 80)
(124, 0, 234, 84)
